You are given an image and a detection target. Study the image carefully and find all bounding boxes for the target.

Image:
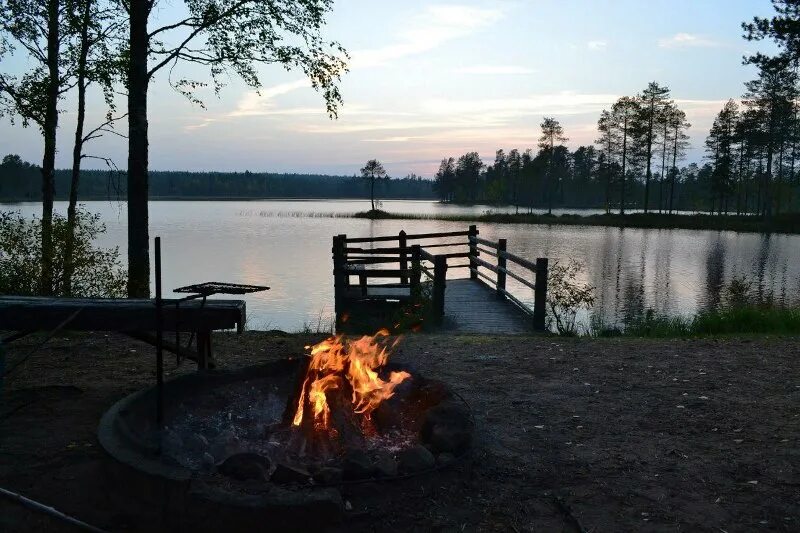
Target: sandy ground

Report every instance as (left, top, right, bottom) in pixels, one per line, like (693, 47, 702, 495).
(1, 331, 799, 532)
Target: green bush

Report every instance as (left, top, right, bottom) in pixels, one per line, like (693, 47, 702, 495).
(0, 209, 126, 297)
(546, 259, 596, 335)
(692, 307, 800, 335)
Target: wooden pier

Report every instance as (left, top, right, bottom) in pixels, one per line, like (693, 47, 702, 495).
(332, 226, 548, 335)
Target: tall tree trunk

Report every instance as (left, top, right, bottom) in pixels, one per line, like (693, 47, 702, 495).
(764, 105, 776, 218)
(776, 139, 785, 215)
(547, 139, 553, 215)
(370, 175, 375, 210)
(736, 142, 745, 216)
(64, 0, 92, 297)
(40, 0, 60, 295)
(603, 162, 609, 214)
(659, 121, 668, 214)
(669, 121, 678, 215)
(127, 0, 151, 297)
(620, 119, 628, 216)
(643, 105, 654, 214)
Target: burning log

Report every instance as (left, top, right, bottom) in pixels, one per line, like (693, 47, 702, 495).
(282, 330, 411, 459)
(282, 355, 312, 426)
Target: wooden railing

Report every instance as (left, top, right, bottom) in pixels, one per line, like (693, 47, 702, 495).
(468, 234, 548, 330)
(332, 225, 548, 331)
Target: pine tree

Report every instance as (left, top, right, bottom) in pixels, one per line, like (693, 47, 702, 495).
(636, 82, 672, 213)
(706, 100, 739, 213)
(538, 117, 568, 215)
(611, 97, 639, 215)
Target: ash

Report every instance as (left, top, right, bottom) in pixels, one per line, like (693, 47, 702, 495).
(161, 378, 286, 471)
(160, 378, 416, 472)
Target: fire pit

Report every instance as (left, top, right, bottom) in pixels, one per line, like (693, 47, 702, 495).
(98, 331, 473, 530)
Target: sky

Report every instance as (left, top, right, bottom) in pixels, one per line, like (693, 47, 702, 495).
(0, 0, 781, 177)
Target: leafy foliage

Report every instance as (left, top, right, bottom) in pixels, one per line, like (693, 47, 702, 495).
(145, 0, 349, 115)
(0, 208, 126, 297)
(546, 259, 596, 335)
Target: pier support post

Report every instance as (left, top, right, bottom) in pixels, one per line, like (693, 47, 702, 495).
(399, 230, 408, 284)
(332, 234, 347, 330)
(410, 245, 421, 299)
(533, 257, 548, 331)
(468, 225, 478, 280)
(496, 238, 507, 298)
(432, 255, 448, 324)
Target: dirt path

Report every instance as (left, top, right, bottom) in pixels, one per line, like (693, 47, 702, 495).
(1, 332, 799, 531)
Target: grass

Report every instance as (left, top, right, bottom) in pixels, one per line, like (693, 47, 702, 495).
(607, 307, 800, 338)
(351, 209, 800, 234)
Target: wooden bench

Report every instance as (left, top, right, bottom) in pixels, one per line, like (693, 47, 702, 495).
(0, 296, 246, 369)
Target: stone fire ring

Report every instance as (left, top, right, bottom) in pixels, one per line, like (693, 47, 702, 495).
(97, 358, 473, 530)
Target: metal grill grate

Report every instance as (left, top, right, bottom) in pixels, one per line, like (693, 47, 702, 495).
(173, 282, 270, 296)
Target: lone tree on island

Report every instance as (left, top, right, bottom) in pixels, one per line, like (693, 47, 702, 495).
(538, 117, 568, 215)
(360, 159, 386, 211)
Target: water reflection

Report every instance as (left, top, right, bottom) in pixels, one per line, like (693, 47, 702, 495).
(2, 200, 799, 331)
(703, 235, 726, 311)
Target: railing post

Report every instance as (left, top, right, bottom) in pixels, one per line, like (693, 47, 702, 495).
(533, 257, 548, 331)
(496, 238, 507, 298)
(432, 255, 448, 324)
(339, 234, 348, 287)
(410, 245, 421, 299)
(399, 230, 408, 284)
(0, 341, 5, 398)
(468, 225, 478, 280)
(333, 234, 347, 328)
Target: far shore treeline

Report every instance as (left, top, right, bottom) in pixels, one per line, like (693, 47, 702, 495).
(0, 159, 435, 201)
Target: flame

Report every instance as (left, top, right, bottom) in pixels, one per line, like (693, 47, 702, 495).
(292, 329, 411, 432)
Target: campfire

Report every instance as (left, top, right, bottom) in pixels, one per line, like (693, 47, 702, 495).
(100, 327, 474, 523)
(285, 329, 412, 455)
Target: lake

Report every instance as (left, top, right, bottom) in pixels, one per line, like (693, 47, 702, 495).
(3, 199, 799, 332)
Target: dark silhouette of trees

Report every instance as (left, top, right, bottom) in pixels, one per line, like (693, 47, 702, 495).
(596, 109, 621, 213)
(63, 0, 124, 296)
(0, 0, 70, 294)
(611, 97, 639, 215)
(433, 157, 456, 203)
(1, 0, 122, 295)
(0, 162, 435, 200)
(667, 108, 691, 214)
(539, 117, 568, 214)
(636, 82, 672, 213)
(741, 64, 798, 216)
(0, 155, 39, 198)
(706, 100, 739, 213)
(360, 159, 386, 210)
(455, 152, 484, 203)
(743, 0, 800, 69)
(124, 0, 348, 297)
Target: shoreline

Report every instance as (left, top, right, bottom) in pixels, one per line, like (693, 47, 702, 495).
(350, 209, 800, 235)
(2, 197, 797, 234)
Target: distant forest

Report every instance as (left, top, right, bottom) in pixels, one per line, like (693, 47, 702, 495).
(433, 80, 800, 215)
(0, 157, 435, 201)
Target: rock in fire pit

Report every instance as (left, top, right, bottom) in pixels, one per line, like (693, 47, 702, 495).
(98, 330, 473, 530)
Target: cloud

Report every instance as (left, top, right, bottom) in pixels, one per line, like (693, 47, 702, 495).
(183, 118, 218, 131)
(454, 65, 535, 75)
(227, 80, 311, 118)
(350, 4, 504, 68)
(587, 40, 607, 51)
(658, 33, 720, 49)
(299, 92, 620, 136)
(362, 136, 424, 143)
(421, 92, 618, 118)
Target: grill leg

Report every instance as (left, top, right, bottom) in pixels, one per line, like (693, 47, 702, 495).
(197, 329, 211, 370)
